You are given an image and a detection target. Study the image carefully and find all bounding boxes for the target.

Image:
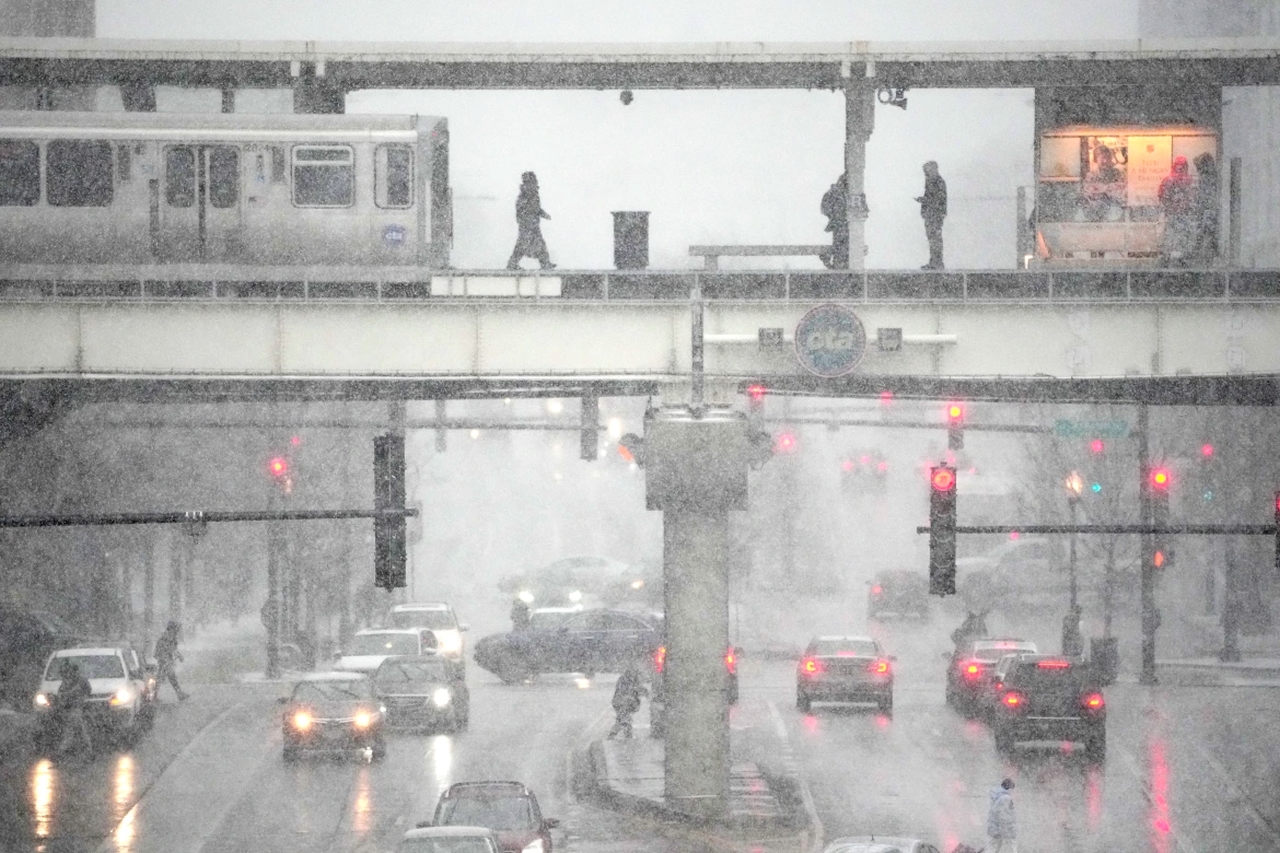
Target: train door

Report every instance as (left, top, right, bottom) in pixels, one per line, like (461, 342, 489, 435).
(157, 144, 242, 260)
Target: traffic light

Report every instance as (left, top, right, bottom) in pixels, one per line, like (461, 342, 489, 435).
(946, 403, 965, 450)
(617, 433, 644, 466)
(774, 430, 798, 454)
(929, 464, 957, 596)
(373, 433, 407, 590)
(1145, 465, 1171, 574)
(746, 383, 767, 413)
(267, 455, 292, 494)
(1089, 439, 1105, 455)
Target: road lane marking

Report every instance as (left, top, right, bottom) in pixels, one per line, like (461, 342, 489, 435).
(1113, 743, 1202, 853)
(766, 699, 824, 853)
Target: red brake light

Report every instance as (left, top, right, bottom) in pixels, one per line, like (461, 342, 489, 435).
(1003, 691, 1023, 707)
(869, 659, 891, 675)
(964, 661, 982, 677)
(870, 584, 883, 596)
(801, 657, 822, 675)
(1037, 659, 1072, 669)
(1083, 692, 1105, 710)
(653, 646, 666, 674)
(724, 650, 737, 675)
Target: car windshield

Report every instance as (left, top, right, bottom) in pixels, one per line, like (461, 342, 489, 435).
(348, 633, 420, 656)
(438, 797, 535, 831)
(45, 654, 123, 680)
(811, 639, 879, 657)
(528, 611, 574, 631)
(376, 659, 449, 685)
(973, 642, 1036, 661)
(390, 609, 457, 630)
(398, 840, 496, 853)
(292, 680, 372, 702)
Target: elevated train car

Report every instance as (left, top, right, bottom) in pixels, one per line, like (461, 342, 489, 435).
(0, 111, 451, 267)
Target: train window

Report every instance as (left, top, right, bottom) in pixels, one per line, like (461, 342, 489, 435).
(165, 147, 195, 208)
(271, 147, 287, 183)
(0, 140, 40, 206)
(117, 145, 132, 182)
(208, 147, 239, 209)
(47, 140, 113, 207)
(375, 144, 413, 208)
(292, 146, 353, 207)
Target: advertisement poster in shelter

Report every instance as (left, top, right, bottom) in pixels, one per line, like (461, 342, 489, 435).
(1126, 136, 1171, 207)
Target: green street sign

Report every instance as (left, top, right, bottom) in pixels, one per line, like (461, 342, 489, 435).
(1053, 419, 1129, 439)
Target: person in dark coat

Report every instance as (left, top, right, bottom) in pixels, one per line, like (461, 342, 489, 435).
(506, 171, 555, 270)
(154, 621, 189, 701)
(914, 161, 947, 269)
(820, 173, 850, 269)
(1192, 152, 1220, 262)
(55, 659, 95, 757)
(1158, 155, 1195, 264)
(510, 599, 531, 632)
(951, 610, 990, 651)
(607, 661, 649, 739)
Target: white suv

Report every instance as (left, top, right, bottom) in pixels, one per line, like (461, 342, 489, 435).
(33, 645, 157, 749)
(386, 602, 467, 664)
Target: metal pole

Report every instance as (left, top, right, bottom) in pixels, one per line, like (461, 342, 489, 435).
(1222, 540, 1242, 661)
(265, 514, 281, 680)
(690, 287, 704, 410)
(1068, 499, 1079, 612)
(1138, 404, 1158, 686)
(168, 529, 183, 628)
(1228, 157, 1242, 267)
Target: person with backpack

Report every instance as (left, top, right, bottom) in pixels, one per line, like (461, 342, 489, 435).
(607, 661, 649, 739)
(821, 173, 850, 269)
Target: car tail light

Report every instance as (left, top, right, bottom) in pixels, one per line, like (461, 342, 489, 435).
(653, 646, 666, 674)
(962, 660, 983, 679)
(868, 659, 891, 675)
(870, 585, 883, 596)
(800, 656, 823, 675)
(1037, 659, 1072, 669)
(1002, 691, 1024, 709)
(724, 649, 737, 675)
(1082, 692, 1105, 710)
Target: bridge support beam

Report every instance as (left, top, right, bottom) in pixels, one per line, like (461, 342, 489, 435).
(843, 81, 875, 271)
(645, 407, 749, 818)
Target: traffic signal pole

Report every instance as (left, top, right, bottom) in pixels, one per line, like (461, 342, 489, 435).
(1138, 405, 1158, 686)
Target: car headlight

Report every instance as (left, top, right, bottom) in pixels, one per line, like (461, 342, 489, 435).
(292, 711, 313, 731)
(110, 687, 134, 707)
(34, 693, 50, 709)
(432, 688, 452, 708)
(354, 711, 374, 728)
(437, 634, 462, 654)
(521, 840, 544, 853)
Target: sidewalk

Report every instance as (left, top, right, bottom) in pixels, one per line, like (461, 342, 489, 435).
(588, 713, 817, 853)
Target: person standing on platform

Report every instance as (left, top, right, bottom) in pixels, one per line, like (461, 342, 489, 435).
(506, 171, 556, 271)
(1192, 152, 1220, 262)
(1158, 155, 1195, 264)
(821, 173, 850, 269)
(915, 161, 947, 269)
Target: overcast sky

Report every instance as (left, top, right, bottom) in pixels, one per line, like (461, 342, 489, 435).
(94, 1, 1143, 270)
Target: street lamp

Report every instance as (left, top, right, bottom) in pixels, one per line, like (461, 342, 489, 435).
(1063, 471, 1084, 656)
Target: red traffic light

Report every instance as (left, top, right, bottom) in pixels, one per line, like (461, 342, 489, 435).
(1153, 550, 1166, 568)
(268, 457, 289, 477)
(774, 431, 797, 454)
(946, 402, 964, 422)
(930, 467, 956, 491)
(746, 384, 767, 403)
(1150, 468, 1171, 491)
(1200, 443, 1214, 458)
(1090, 439, 1105, 454)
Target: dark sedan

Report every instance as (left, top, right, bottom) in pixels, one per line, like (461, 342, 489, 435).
(280, 674, 386, 762)
(474, 609, 660, 683)
(866, 571, 930, 619)
(373, 655, 470, 732)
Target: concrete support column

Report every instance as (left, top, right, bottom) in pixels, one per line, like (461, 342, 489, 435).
(844, 82, 875, 271)
(644, 407, 749, 819)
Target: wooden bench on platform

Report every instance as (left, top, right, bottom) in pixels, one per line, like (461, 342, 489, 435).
(689, 244, 831, 270)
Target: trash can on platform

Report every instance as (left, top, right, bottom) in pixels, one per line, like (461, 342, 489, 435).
(612, 211, 649, 269)
(1090, 636, 1119, 686)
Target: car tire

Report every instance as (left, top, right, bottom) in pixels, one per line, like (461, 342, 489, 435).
(796, 690, 812, 713)
(1084, 728, 1106, 761)
(496, 662, 530, 685)
(453, 710, 469, 733)
(282, 744, 300, 763)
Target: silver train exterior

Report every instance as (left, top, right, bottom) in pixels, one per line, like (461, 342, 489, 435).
(0, 110, 451, 267)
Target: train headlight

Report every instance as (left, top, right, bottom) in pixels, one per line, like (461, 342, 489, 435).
(292, 711, 313, 731)
(354, 711, 373, 729)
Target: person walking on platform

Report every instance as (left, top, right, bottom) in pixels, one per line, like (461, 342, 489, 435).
(506, 171, 556, 271)
(915, 161, 947, 269)
(154, 621, 190, 701)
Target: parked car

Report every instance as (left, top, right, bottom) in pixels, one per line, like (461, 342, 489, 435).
(334, 628, 439, 675)
(280, 672, 386, 762)
(373, 655, 469, 732)
(473, 609, 660, 684)
(33, 644, 157, 750)
(988, 654, 1106, 760)
(425, 781, 559, 853)
(796, 636, 894, 715)
(823, 837, 945, 853)
(866, 571, 930, 619)
(387, 602, 468, 665)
